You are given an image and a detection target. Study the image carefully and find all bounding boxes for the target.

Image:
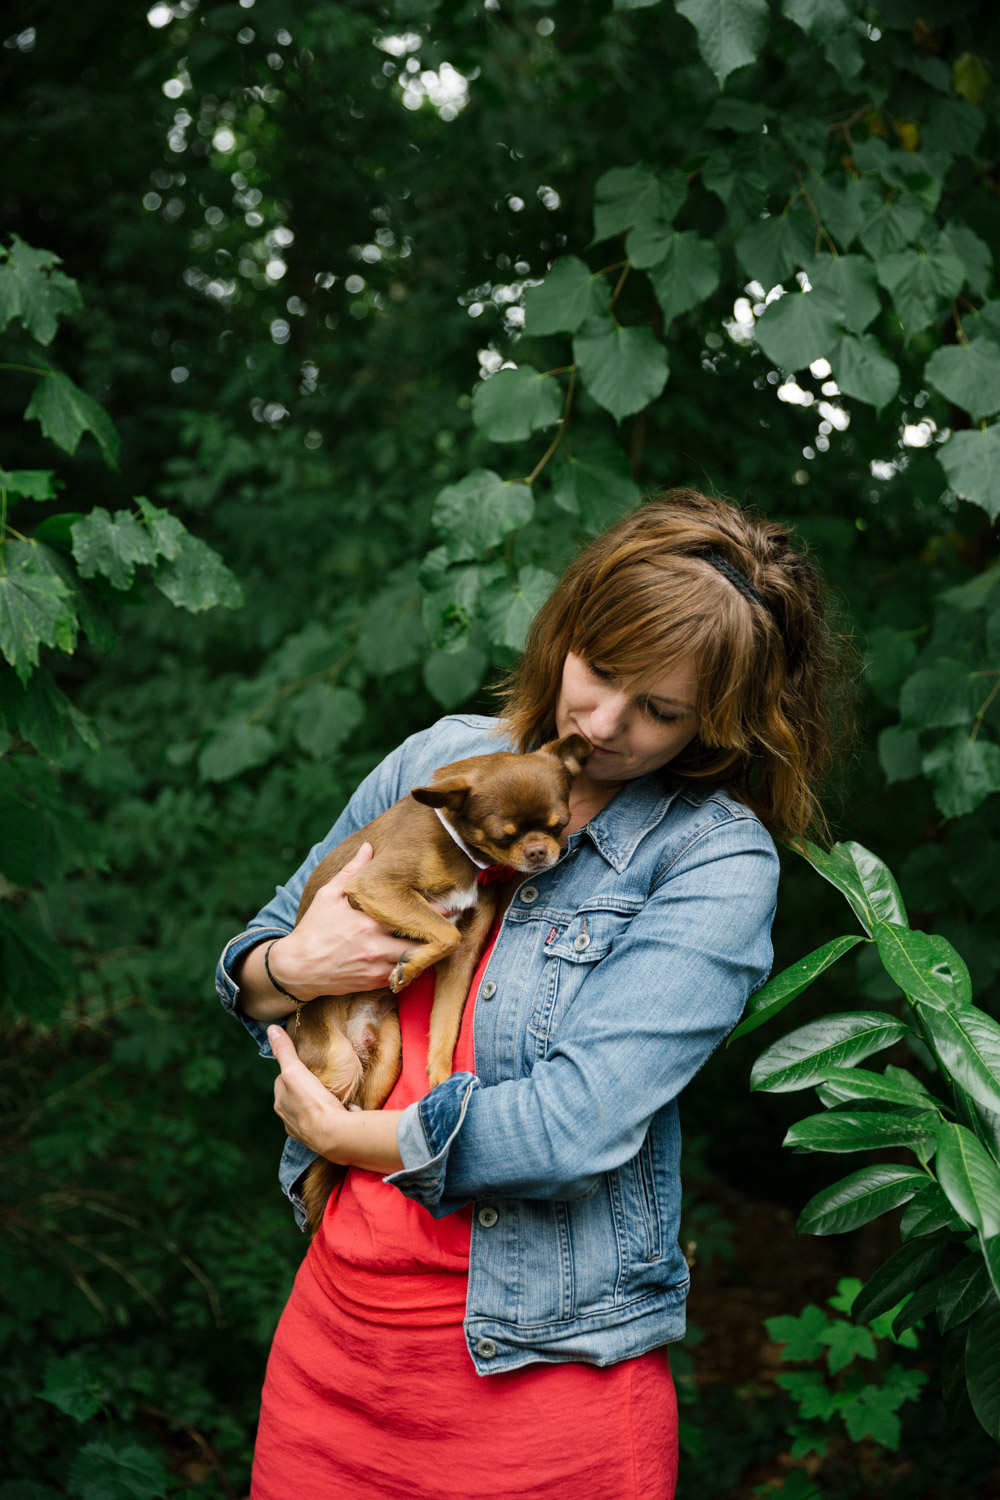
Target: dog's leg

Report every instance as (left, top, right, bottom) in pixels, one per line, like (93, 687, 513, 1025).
(294, 997, 366, 1103)
(343, 876, 465, 992)
(356, 1005, 403, 1111)
(425, 889, 499, 1089)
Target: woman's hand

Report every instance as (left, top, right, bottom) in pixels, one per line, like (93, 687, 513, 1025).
(268, 1025, 405, 1174)
(266, 842, 413, 1001)
(237, 843, 413, 1021)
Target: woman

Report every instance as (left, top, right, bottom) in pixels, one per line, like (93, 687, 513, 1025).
(216, 489, 841, 1499)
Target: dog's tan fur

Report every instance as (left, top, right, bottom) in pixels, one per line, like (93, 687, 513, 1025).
(291, 735, 590, 1231)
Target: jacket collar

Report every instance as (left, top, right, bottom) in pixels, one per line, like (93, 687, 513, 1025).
(566, 775, 682, 873)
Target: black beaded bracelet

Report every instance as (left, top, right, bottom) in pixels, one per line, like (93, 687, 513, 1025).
(264, 938, 301, 1003)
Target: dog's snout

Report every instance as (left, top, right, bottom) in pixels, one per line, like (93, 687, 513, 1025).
(522, 838, 555, 866)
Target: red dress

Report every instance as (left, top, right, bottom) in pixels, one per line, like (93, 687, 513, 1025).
(251, 924, 678, 1500)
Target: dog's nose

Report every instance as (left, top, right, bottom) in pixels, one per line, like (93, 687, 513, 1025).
(522, 839, 552, 866)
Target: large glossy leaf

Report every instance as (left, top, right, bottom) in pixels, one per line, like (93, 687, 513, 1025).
(900, 1181, 966, 1240)
(800, 839, 907, 933)
(797, 1165, 927, 1236)
(936, 1252, 991, 1333)
(852, 1237, 948, 1324)
(982, 1234, 1000, 1304)
(965, 1295, 1000, 1441)
(728, 933, 864, 1042)
(925, 337, 1000, 423)
(751, 1012, 911, 1093)
(936, 1122, 1000, 1236)
(873, 922, 972, 1011)
(917, 1004, 1000, 1116)
(784, 1109, 939, 1154)
(815, 1066, 946, 1112)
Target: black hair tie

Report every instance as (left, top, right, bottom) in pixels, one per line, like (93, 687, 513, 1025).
(693, 549, 770, 613)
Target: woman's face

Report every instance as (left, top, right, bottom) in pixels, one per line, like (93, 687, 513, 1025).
(555, 651, 701, 785)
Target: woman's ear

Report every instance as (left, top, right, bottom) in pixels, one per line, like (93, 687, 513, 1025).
(411, 777, 471, 812)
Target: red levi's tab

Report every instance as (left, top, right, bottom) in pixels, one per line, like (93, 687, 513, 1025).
(477, 865, 517, 884)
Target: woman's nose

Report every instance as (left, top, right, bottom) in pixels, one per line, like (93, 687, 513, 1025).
(588, 687, 631, 739)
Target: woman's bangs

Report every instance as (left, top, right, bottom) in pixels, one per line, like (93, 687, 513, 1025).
(571, 568, 715, 681)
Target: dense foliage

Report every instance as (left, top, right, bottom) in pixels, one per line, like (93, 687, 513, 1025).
(1, 0, 998, 1492)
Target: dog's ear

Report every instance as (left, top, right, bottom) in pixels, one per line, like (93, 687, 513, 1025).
(411, 777, 471, 812)
(544, 734, 592, 777)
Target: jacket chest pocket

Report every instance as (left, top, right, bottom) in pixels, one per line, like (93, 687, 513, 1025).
(527, 904, 639, 1051)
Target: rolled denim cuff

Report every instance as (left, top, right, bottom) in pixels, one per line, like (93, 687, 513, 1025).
(215, 925, 291, 1056)
(385, 1071, 480, 1219)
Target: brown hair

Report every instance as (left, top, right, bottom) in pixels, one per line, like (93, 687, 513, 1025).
(497, 489, 851, 840)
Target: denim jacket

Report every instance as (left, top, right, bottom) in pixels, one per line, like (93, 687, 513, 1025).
(216, 714, 778, 1375)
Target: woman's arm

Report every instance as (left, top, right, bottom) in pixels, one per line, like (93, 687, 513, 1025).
(387, 823, 779, 1212)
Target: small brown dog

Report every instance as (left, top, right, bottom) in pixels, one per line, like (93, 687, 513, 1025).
(292, 734, 591, 1231)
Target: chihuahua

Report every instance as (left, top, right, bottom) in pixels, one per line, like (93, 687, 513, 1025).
(289, 734, 590, 1231)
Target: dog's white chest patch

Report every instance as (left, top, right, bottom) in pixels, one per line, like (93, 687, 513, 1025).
(431, 879, 479, 922)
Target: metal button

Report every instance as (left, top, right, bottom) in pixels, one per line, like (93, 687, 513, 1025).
(480, 980, 497, 1000)
(520, 885, 539, 904)
(478, 1206, 499, 1228)
(572, 932, 591, 952)
(475, 1338, 498, 1359)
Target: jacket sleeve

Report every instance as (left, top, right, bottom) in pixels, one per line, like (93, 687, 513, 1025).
(387, 817, 778, 1216)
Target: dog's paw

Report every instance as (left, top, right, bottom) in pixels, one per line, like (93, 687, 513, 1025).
(390, 956, 417, 993)
(425, 1060, 450, 1090)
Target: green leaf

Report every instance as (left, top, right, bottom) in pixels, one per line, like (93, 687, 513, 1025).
(728, 934, 865, 1042)
(481, 565, 556, 650)
(873, 922, 972, 1010)
(784, 1108, 939, 1154)
(67, 1440, 169, 1500)
(153, 531, 244, 612)
(0, 468, 57, 499)
(797, 1164, 927, 1235)
(982, 1234, 1000, 1304)
(37, 1357, 103, 1423)
(70, 508, 155, 590)
(942, 222, 994, 299)
(856, 195, 925, 261)
(764, 1302, 829, 1361)
(899, 658, 977, 729)
(801, 838, 907, 933)
(815, 1066, 945, 1112)
(24, 371, 120, 469)
(135, 495, 186, 560)
(811, 176, 870, 251)
(917, 1003, 1000, 1115)
(645, 232, 721, 323)
(925, 339, 1000, 424)
(820, 1318, 877, 1374)
(877, 725, 922, 785)
(900, 1181, 966, 1240)
(753, 289, 842, 372)
(592, 164, 687, 249)
(0, 558, 74, 683)
(291, 684, 366, 760)
(751, 1012, 912, 1093)
(938, 426, 1000, 522)
(550, 441, 641, 533)
(829, 333, 900, 411)
(876, 241, 966, 337)
(0, 236, 82, 345)
(358, 577, 426, 676)
(15, 669, 69, 763)
(675, 0, 770, 88)
(735, 211, 813, 291)
(432, 470, 534, 562)
(840, 1369, 926, 1449)
(572, 319, 669, 422)
(197, 718, 276, 782)
(923, 729, 1000, 821)
(966, 1296, 1000, 1441)
(936, 1122, 1000, 1236)
(852, 1239, 948, 1325)
(805, 253, 881, 334)
(522, 256, 610, 335)
(936, 1252, 991, 1333)
(423, 645, 487, 709)
(471, 365, 563, 443)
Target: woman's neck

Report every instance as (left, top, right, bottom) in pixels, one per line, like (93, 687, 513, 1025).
(563, 774, 622, 840)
